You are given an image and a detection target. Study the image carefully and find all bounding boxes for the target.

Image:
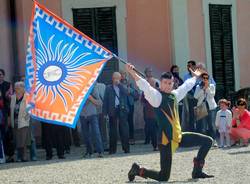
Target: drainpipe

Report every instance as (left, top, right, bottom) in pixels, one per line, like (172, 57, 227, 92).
(8, 0, 19, 82)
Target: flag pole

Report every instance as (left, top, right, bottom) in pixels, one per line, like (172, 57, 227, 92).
(114, 55, 145, 78)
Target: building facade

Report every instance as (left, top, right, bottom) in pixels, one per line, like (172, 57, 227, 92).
(1, 0, 250, 91)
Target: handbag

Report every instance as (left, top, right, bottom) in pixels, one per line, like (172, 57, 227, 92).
(194, 101, 208, 121)
(194, 92, 208, 121)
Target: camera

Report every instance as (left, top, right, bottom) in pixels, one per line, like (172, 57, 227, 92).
(200, 81, 205, 88)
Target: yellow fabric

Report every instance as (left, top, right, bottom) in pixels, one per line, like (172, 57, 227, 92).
(171, 141, 179, 153)
(162, 132, 179, 153)
(162, 132, 169, 145)
(161, 107, 182, 143)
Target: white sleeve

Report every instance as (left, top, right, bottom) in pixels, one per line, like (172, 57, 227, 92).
(215, 111, 220, 127)
(205, 84, 216, 98)
(194, 85, 204, 100)
(136, 78, 162, 108)
(172, 76, 197, 103)
(227, 110, 232, 127)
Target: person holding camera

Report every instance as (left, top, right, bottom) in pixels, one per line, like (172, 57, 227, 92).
(103, 72, 130, 154)
(194, 73, 217, 144)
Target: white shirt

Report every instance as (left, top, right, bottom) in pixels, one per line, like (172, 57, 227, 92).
(215, 109, 232, 133)
(136, 77, 197, 107)
(113, 85, 120, 107)
(194, 84, 217, 110)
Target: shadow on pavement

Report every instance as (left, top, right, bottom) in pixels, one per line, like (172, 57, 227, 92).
(0, 144, 203, 171)
(228, 150, 250, 155)
(125, 178, 198, 183)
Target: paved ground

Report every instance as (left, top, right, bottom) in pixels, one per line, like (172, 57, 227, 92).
(0, 143, 250, 184)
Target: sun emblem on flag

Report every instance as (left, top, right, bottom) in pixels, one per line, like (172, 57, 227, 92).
(34, 22, 102, 111)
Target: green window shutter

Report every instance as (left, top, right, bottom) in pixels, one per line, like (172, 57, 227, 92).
(209, 4, 235, 100)
(72, 7, 118, 84)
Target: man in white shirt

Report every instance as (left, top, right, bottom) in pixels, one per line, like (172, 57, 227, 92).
(126, 64, 214, 182)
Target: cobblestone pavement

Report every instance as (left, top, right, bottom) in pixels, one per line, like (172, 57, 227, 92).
(0, 143, 250, 184)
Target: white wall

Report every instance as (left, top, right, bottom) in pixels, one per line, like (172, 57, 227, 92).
(170, 0, 190, 77)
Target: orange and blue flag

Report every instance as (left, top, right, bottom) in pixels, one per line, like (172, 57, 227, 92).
(25, 1, 113, 128)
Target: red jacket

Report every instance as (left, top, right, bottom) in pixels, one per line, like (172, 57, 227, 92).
(0, 98, 3, 109)
(141, 92, 156, 119)
(232, 109, 250, 130)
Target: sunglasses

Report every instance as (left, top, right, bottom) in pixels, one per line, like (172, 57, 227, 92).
(202, 77, 209, 80)
(237, 103, 245, 106)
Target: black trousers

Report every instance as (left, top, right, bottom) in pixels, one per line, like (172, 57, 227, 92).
(143, 132, 213, 181)
(128, 105, 134, 140)
(186, 96, 197, 131)
(63, 127, 71, 151)
(109, 110, 129, 153)
(71, 126, 80, 146)
(144, 118, 158, 148)
(42, 123, 64, 157)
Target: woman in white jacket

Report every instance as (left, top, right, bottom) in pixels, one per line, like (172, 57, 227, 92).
(194, 73, 217, 141)
(215, 99, 232, 147)
(10, 81, 30, 162)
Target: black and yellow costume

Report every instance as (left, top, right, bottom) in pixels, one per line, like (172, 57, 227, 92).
(129, 92, 214, 181)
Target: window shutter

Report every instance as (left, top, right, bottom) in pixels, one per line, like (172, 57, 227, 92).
(72, 8, 95, 39)
(72, 7, 118, 84)
(209, 4, 235, 100)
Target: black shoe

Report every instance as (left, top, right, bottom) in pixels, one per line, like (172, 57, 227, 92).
(74, 143, 81, 147)
(231, 140, 240, 147)
(104, 148, 109, 152)
(97, 153, 104, 158)
(124, 150, 130, 154)
(128, 163, 140, 182)
(192, 157, 214, 179)
(6, 157, 15, 163)
(192, 171, 214, 179)
(21, 159, 28, 162)
(58, 155, 65, 159)
(83, 153, 92, 158)
(46, 156, 52, 160)
(109, 151, 116, 155)
(129, 139, 135, 145)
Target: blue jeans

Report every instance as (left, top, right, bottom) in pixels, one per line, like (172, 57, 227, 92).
(207, 109, 217, 139)
(196, 109, 217, 140)
(0, 130, 5, 161)
(80, 115, 103, 154)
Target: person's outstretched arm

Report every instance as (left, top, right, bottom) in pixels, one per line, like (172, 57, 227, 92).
(172, 68, 205, 103)
(126, 64, 162, 108)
